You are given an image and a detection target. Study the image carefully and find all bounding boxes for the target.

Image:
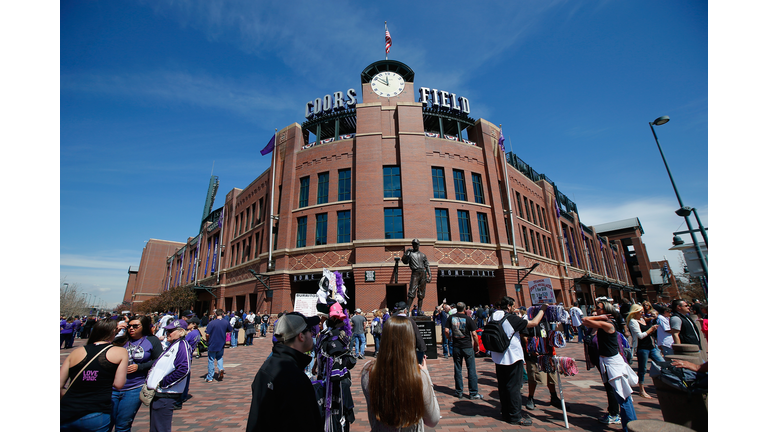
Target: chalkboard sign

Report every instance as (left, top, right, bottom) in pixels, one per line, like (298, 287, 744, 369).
(414, 316, 438, 360)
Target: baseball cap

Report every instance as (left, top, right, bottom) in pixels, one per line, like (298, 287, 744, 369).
(188, 316, 201, 325)
(274, 312, 321, 342)
(394, 301, 408, 312)
(355, 308, 362, 314)
(181, 310, 195, 317)
(164, 319, 188, 331)
(330, 302, 347, 320)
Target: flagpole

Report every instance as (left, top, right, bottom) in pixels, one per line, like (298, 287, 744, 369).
(267, 128, 278, 272)
(385, 21, 388, 60)
(499, 125, 519, 266)
(217, 206, 224, 285)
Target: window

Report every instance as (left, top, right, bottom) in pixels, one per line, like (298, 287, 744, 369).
(338, 169, 351, 201)
(529, 201, 537, 225)
(477, 213, 490, 243)
(255, 232, 261, 257)
(542, 234, 550, 259)
(521, 226, 530, 251)
(246, 208, 251, 230)
(453, 170, 467, 201)
(538, 205, 548, 230)
(315, 213, 328, 245)
(384, 208, 404, 239)
(317, 172, 329, 204)
(547, 237, 555, 262)
(299, 177, 310, 208)
(516, 192, 524, 217)
(472, 173, 485, 204)
(458, 210, 472, 242)
(530, 230, 538, 255)
(562, 223, 573, 265)
(296, 216, 307, 248)
(337, 210, 351, 243)
(383, 167, 402, 198)
(432, 167, 447, 199)
(523, 197, 531, 221)
(257, 198, 264, 223)
(435, 209, 451, 241)
(536, 232, 544, 258)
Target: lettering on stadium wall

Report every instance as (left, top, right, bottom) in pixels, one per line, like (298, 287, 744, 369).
(418, 87, 470, 114)
(438, 269, 495, 278)
(305, 89, 358, 119)
(293, 271, 353, 282)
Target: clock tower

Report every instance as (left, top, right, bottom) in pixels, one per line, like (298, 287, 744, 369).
(360, 60, 416, 106)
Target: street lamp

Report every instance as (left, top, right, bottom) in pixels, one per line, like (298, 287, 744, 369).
(649, 116, 708, 280)
(63, 283, 69, 295)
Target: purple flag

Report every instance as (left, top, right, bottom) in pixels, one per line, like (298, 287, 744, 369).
(260, 134, 276, 156)
(498, 130, 505, 151)
(555, 200, 561, 218)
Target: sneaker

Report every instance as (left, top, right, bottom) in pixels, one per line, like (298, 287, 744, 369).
(205, 379, 214, 383)
(598, 414, 621, 425)
(525, 398, 536, 410)
(455, 392, 464, 399)
(512, 416, 533, 426)
(469, 394, 484, 400)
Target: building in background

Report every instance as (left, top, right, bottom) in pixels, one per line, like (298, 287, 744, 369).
(124, 239, 185, 313)
(124, 60, 659, 316)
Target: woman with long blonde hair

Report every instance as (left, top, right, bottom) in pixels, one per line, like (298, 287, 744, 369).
(361, 316, 439, 431)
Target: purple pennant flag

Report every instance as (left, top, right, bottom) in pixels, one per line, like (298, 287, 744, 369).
(260, 134, 276, 156)
(555, 200, 561, 218)
(498, 130, 505, 151)
(599, 237, 604, 251)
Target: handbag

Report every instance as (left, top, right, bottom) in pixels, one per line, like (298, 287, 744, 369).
(62, 344, 112, 396)
(139, 383, 156, 406)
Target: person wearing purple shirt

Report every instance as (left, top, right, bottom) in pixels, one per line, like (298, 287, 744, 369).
(205, 309, 233, 382)
(111, 315, 163, 432)
(61, 317, 75, 349)
(146, 319, 191, 432)
(175, 317, 202, 410)
(70, 316, 82, 348)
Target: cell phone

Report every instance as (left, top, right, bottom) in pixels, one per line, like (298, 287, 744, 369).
(416, 351, 425, 364)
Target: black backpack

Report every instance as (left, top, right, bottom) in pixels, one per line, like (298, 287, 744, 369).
(481, 313, 513, 353)
(234, 317, 243, 329)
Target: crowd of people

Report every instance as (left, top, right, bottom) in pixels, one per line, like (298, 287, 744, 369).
(60, 296, 706, 431)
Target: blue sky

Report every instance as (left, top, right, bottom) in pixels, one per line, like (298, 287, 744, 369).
(53, 1, 714, 308)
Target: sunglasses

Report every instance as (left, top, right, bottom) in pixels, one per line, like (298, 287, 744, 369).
(127, 324, 141, 329)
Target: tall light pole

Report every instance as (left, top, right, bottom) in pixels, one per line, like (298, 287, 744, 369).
(649, 116, 708, 280)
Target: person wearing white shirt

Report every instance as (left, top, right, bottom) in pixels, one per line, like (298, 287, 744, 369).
(655, 306, 674, 356)
(569, 304, 584, 343)
(487, 296, 548, 427)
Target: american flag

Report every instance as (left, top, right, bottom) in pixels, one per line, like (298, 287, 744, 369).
(385, 25, 392, 55)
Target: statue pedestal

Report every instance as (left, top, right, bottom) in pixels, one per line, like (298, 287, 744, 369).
(413, 316, 438, 360)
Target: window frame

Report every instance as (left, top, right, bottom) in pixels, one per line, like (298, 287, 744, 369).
(457, 210, 472, 242)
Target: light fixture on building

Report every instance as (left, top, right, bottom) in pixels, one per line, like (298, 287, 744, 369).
(672, 235, 685, 246)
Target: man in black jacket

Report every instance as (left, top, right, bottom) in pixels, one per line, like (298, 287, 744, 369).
(246, 312, 322, 432)
(669, 299, 702, 350)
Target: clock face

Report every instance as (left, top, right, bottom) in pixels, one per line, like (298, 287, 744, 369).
(370, 72, 405, 97)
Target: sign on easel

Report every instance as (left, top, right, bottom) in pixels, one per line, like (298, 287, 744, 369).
(294, 293, 319, 317)
(529, 278, 556, 305)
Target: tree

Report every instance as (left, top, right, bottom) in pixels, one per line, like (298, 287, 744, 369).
(60, 282, 90, 318)
(673, 256, 707, 302)
(137, 286, 197, 315)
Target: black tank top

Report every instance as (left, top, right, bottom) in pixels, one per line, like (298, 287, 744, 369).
(597, 321, 619, 357)
(60, 344, 119, 424)
(637, 320, 654, 350)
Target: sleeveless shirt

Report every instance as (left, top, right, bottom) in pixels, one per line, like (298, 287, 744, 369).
(60, 344, 118, 423)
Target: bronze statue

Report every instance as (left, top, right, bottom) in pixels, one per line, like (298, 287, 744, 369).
(402, 239, 431, 316)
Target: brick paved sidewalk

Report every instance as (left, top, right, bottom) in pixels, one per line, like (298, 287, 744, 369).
(61, 334, 665, 431)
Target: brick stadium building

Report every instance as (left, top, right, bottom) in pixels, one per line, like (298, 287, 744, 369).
(125, 60, 661, 316)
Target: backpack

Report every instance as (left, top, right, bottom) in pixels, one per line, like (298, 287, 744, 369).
(481, 313, 513, 353)
(371, 318, 382, 335)
(234, 317, 243, 329)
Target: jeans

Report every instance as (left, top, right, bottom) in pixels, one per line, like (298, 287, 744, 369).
(442, 330, 453, 357)
(111, 386, 144, 432)
(207, 350, 224, 380)
(260, 322, 267, 337)
(636, 347, 665, 384)
(149, 397, 179, 432)
(576, 325, 585, 343)
(453, 346, 478, 396)
(245, 333, 254, 345)
(563, 323, 572, 340)
(609, 386, 637, 432)
(660, 345, 674, 357)
(231, 330, 239, 347)
(373, 333, 381, 355)
(61, 412, 112, 432)
(353, 333, 366, 357)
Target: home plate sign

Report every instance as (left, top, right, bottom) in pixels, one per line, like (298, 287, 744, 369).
(528, 278, 556, 305)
